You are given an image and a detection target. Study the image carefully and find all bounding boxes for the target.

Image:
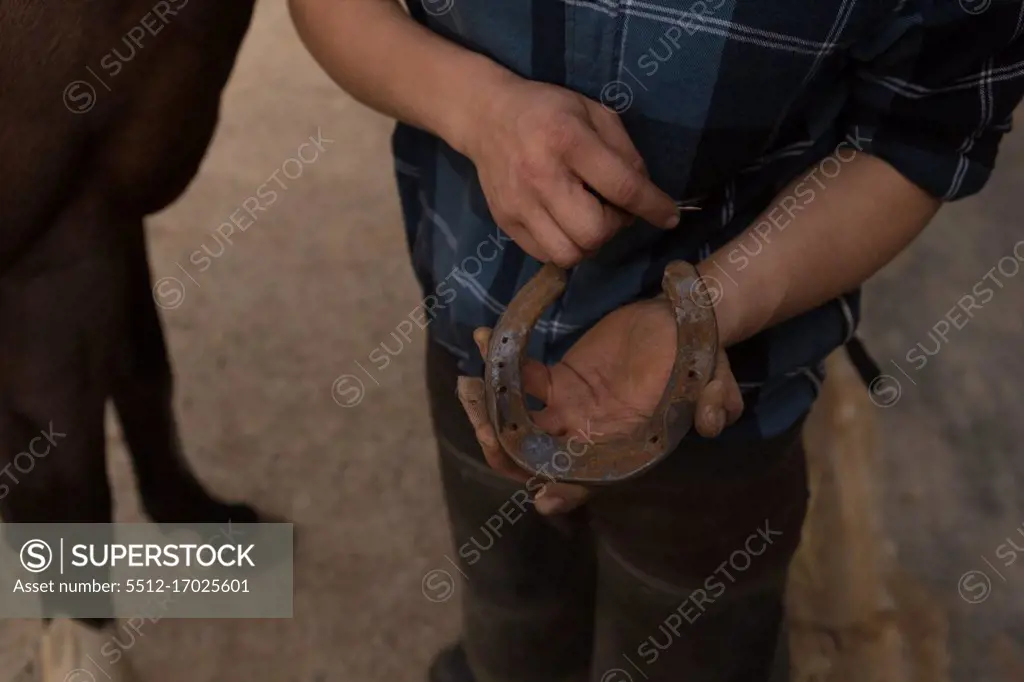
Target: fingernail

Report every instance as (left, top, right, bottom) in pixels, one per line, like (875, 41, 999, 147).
(665, 211, 680, 229)
(716, 409, 726, 433)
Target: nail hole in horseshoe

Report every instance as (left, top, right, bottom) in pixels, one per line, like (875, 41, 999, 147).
(508, 423, 518, 432)
(497, 385, 507, 395)
(501, 335, 510, 344)
(649, 435, 659, 444)
(687, 369, 698, 379)
(497, 361, 505, 369)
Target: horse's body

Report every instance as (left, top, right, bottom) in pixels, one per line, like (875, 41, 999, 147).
(0, 0, 259, 526)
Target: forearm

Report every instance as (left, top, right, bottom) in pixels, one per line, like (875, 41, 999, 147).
(288, 0, 510, 154)
(700, 151, 941, 346)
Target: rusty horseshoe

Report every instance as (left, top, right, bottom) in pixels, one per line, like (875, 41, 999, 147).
(484, 261, 719, 484)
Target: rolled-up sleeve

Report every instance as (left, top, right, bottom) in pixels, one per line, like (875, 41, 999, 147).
(843, 0, 1024, 200)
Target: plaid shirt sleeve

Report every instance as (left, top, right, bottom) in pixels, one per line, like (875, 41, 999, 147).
(843, 0, 1024, 200)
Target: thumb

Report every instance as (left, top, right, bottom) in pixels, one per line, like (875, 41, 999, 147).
(472, 327, 493, 358)
(694, 348, 744, 438)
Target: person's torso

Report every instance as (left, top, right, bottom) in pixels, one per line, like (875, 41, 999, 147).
(392, 0, 895, 438)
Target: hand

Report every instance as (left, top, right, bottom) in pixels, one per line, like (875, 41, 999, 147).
(456, 296, 743, 515)
(456, 73, 681, 268)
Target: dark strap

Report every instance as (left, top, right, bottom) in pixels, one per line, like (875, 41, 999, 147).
(843, 335, 882, 389)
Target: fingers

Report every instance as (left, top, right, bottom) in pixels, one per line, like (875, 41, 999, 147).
(537, 103, 644, 251)
(535, 482, 590, 515)
(522, 361, 556, 407)
(480, 95, 671, 268)
(456, 376, 531, 482)
(695, 380, 728, 438)
(522, 204, 584, 269)
(467, 326, 591, 516)
(455, 376, 500, 466)
(605, 204, 636, 229)
(584, 101, 647, 175)
(564, 125, 679, 230)
(530, 406, 567, 436)
(541, 174, 628, 256)
(471, 82, 682, 270)
(694, 349, 744, 438)
(500, 222, 547, 265)
(462, 332, 587, 515)
(721, 355, 744, 423)
(472, 327, 492, 358)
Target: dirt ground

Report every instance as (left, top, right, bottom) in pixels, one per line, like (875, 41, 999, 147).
(2, 1, 1022, 680)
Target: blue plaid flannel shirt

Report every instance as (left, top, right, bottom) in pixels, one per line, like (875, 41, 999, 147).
(393, 0, 1024, 440)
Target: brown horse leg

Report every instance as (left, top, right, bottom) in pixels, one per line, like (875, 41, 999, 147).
(110, 221, 259, 525)
(0, 198, 119, 625)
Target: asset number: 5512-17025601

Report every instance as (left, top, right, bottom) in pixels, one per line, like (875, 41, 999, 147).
(124, 578, 250, 593)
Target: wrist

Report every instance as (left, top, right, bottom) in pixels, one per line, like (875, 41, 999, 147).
(440, 57, 519, 158)
(695, 260, 746, 347)
(654, 264, 743, 348)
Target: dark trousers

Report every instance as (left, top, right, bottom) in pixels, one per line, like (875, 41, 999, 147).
(426, 339, 810, 682)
